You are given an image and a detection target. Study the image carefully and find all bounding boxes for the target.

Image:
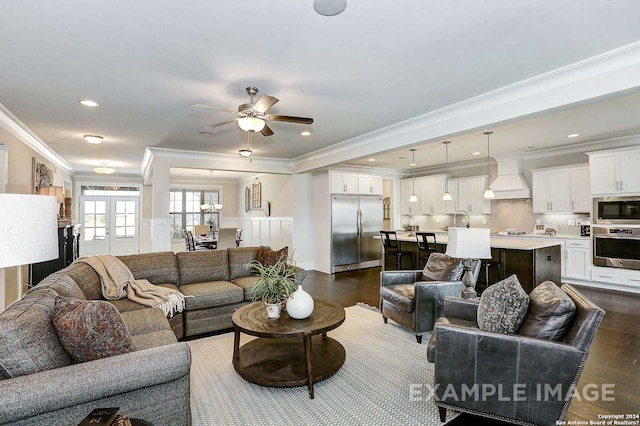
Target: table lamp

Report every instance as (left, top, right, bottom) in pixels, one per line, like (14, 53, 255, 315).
(445, 227, 491, 299)
(0, 194, 59, 303)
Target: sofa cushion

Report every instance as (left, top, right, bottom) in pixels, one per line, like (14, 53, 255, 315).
(422, 253, 464, 282)
(0, 288, 72, 379)
(36, 272, 86, 299)
(518, 281, 576, 340)
(477, 274, 529, 334)
(63, 261, 103, 300)
(120, 309, 177, 350)
(231, 276, 260, 301)
(380, 284, 415, 313)
(256, 246, 288, 267)
(176, 250, 229, 285)
(52, 297, 135, 363)
(118, 251, 179, 285)
(179, 281, 244, 310)
(228, 247, 260, 280)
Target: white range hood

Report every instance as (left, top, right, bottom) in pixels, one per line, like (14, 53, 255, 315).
(489, 155, 531, 199)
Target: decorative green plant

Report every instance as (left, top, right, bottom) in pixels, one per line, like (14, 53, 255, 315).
(249, 258, 298, 305)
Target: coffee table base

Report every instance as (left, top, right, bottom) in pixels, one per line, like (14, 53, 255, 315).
(233, 334, 345, 398)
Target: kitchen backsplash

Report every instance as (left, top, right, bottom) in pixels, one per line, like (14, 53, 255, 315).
(403, 199, 587, 236)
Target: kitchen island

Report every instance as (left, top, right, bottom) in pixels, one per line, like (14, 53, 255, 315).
(378, 231, 562, 293)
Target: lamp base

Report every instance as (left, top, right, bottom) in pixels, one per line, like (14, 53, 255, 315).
(461, 259, 478, 299)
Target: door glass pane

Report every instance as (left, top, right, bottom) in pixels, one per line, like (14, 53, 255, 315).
(83, 201, 107, 241)
(114, 200, 136, 239)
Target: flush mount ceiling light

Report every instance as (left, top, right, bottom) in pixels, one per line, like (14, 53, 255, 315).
(409, 149, 418, 203)
(94, 162, 115, 174)
(80, 100, 99, 107)
(237, 116, 266, 132)
(313, 0, 347, 16)
(483, 131, 495, 199)
(239, 149, 252, 157)
(443, 141, 453, 201)
(84, 135, 103, 144)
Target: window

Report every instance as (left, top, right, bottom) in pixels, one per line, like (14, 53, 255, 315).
(170, 189, 220, 239)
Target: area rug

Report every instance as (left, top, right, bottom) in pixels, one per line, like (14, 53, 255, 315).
(188, 304, 453, 425)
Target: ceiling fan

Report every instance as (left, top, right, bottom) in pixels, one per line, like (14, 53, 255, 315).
(190, 86, 313, 137)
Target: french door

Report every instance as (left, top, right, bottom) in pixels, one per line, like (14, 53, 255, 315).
(80, 196, 139, 256)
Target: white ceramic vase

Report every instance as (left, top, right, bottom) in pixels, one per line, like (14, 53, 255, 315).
(286, 285, 314, 319)
(265, 302, 281, 319)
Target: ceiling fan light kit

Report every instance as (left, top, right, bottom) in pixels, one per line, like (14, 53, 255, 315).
(313, 0, 347, 16)
(238, 116, 265, 132)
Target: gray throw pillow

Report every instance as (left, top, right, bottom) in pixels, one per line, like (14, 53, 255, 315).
(518, 281, 576, 340)
(422, 253, 464, 282)
(477, 274, 529, 333)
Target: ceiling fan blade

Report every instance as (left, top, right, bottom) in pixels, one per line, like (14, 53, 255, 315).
(205, 118, 237, 129)
(190, 103, 237, 114)
(253, 95, 279, 113)
(260, 123, 274, 137)
(265, 114, 314, 125)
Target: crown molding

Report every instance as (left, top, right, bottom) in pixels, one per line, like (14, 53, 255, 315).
(0, 102, 73, 173)
(293, 41, 640, 174)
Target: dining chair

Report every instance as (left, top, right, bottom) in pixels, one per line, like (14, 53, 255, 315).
(416, 232, 438, 268)
(380, 230, 414, 270)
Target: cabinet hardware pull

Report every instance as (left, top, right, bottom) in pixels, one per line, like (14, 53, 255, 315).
(598, 275, 613, 279)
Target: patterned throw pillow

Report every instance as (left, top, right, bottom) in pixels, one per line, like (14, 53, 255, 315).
(477, 275, 530, 333)
(52, 297, 135, 363)
(518, 281, 576, 340)
(256, 246, 289, 267)
(422, 253, 464, 282)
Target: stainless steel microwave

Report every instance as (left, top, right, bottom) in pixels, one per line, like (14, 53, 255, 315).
(593, 196, 640, 224)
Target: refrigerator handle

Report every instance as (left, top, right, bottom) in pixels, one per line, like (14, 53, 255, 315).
(357, 209, 362, 237)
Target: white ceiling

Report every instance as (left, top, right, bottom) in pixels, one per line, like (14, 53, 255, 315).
(1, 1, 640, 176)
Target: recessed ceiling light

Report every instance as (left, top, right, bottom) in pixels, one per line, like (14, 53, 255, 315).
(84, 135, 104, 144)
(568, 133, 580, 138)
(368, 158, 376, 162)
(80, 100, 99, 107)
(472, 151, 481, 156)
(199, 132, 213, 137)
(301, 131, 311, 136)
(398, 156, 407, 160)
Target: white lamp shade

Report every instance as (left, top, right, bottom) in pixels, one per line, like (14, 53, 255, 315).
(445, 227, 491, 260)
(0, 194, 59, 268)
(238, 117, 266, 132)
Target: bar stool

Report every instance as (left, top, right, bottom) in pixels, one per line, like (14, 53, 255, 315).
(380, 230, 414, 270)
(481, 259, 502, 289)
(415, 232, 438, 268)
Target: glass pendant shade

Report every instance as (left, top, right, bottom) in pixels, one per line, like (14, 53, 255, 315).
(238, 117, 265, 132)
(483, 188, 495, 199)
(409, 193, 418, 203)
(483, 131, 494, 200)
(443, 191, 453, 201)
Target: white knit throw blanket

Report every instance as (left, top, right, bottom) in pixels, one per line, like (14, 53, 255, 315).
(78, 255, 187, 317)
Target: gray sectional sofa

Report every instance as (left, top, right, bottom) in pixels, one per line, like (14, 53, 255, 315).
(0, 246, 305, 425)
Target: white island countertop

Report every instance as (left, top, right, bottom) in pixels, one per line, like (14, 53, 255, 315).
(384, 231, 562, 251)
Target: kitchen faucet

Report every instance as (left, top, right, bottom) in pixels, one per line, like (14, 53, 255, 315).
(453, 210, 471, 228)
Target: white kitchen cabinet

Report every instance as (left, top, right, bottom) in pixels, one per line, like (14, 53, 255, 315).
(563, 239, 590, 280)
(589, 148, 640, 195)
(401, 178, 421, 215)
(532, 168, 571, 213)
(453, 176, 491, 214)
(330, 172, 358, 194)
(358, 174, 383, 195)
(591, 266, 640, 291)
(570, 166, 591, 213)
(420, 175, 446, 214)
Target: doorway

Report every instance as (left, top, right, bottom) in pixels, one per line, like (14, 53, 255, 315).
(79, 196, 139, 256)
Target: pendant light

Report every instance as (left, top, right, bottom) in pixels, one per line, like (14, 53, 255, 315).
(442, 141, 452, 201)
(409, 149, 418, 203)
(483, 131, 495, 199)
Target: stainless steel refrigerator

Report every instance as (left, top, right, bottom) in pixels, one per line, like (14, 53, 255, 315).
(331, 194, 383, 273)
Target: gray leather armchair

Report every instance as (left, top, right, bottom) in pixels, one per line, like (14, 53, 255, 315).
(379, 253, 480, 343)
(427, 284, 605, 425)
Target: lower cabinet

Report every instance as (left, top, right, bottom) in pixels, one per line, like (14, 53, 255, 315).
(563, 239, 590, 281)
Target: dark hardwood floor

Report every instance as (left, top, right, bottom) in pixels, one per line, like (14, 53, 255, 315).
(302, 267, 640, 424)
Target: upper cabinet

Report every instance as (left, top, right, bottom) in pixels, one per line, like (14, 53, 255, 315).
(589, 148, 640, 195)
(358, 174, 383, 195)
(330, 172, 358, 194)
(420, 175, 446, 214)
(448, 176, 491, 214)
(532, 165, 590, 213)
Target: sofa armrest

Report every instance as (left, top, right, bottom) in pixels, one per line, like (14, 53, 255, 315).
(380, 270, 423, 287)
(443, 296, 480, 322)
(0, 342, 191, 424)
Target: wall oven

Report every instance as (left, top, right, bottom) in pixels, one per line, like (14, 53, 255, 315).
(592, 225, 640, 270)
(593, 196, 640, 224)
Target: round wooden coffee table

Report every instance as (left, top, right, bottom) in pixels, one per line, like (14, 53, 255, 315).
(232, 299, 345, 399)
